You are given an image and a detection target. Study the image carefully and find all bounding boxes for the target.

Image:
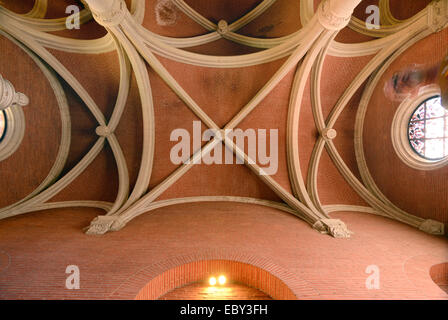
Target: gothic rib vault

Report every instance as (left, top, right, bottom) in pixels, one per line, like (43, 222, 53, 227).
(0, 0, 446, 238)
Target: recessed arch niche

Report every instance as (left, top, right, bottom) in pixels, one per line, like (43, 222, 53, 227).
(134, 259, 297, 300)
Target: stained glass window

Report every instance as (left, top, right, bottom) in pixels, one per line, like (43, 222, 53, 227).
(408, 96, 448, 160)
(0, 111, 6, 142)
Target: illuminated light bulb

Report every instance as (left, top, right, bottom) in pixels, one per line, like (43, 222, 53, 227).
(218, 275, 227, 285)
(209, 277, 217, 286)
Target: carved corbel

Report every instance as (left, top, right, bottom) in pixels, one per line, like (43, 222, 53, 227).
(110, 218, 127, 232)
(85, 215, 128, 235)
(427, 0, 448, 33)
(0, 75, 29, 110)
(419, 219, 445, 235)
(84, 216, 119, 235)
(313, 218, 353, 238)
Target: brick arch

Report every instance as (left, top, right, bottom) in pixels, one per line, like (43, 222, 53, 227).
(109, 250, 319, 300)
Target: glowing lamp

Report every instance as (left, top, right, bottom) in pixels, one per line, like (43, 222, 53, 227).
(209, 277, 217, 286)
(218, 275, 227, 285)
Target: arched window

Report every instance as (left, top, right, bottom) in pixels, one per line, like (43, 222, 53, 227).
(408, 96, 448, 160)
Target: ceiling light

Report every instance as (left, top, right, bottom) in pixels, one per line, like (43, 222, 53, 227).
(209, 277, 217, 286)
(218, 275, 226, 285)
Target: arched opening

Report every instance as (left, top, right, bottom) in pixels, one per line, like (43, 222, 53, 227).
(430, 262, 448, 294)
(134, 259, 296, 300)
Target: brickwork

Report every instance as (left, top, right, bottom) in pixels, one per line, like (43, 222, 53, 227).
(0, 203, 447, 300)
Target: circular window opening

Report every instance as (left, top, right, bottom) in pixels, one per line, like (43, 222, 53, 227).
(0, 110, 6, 142)
(0, 106, 26, 162)
(408, 96, 448, 160)
(392, 86, 448, 170)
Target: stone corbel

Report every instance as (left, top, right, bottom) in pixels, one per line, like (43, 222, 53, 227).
(313, 218, 353, 238)
(317, 0, 362, 31)
(110, 218, 127, 232)
(427, 0, 448, 33)
(84, 216, 119, 235)
(0, 75, 29, 110)
(84, 0, 126, 27)
(85, 215, 128, 235)
(418, 219, 445, 235)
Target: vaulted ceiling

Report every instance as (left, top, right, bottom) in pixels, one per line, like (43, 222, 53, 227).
(0, 0, 447, 238)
